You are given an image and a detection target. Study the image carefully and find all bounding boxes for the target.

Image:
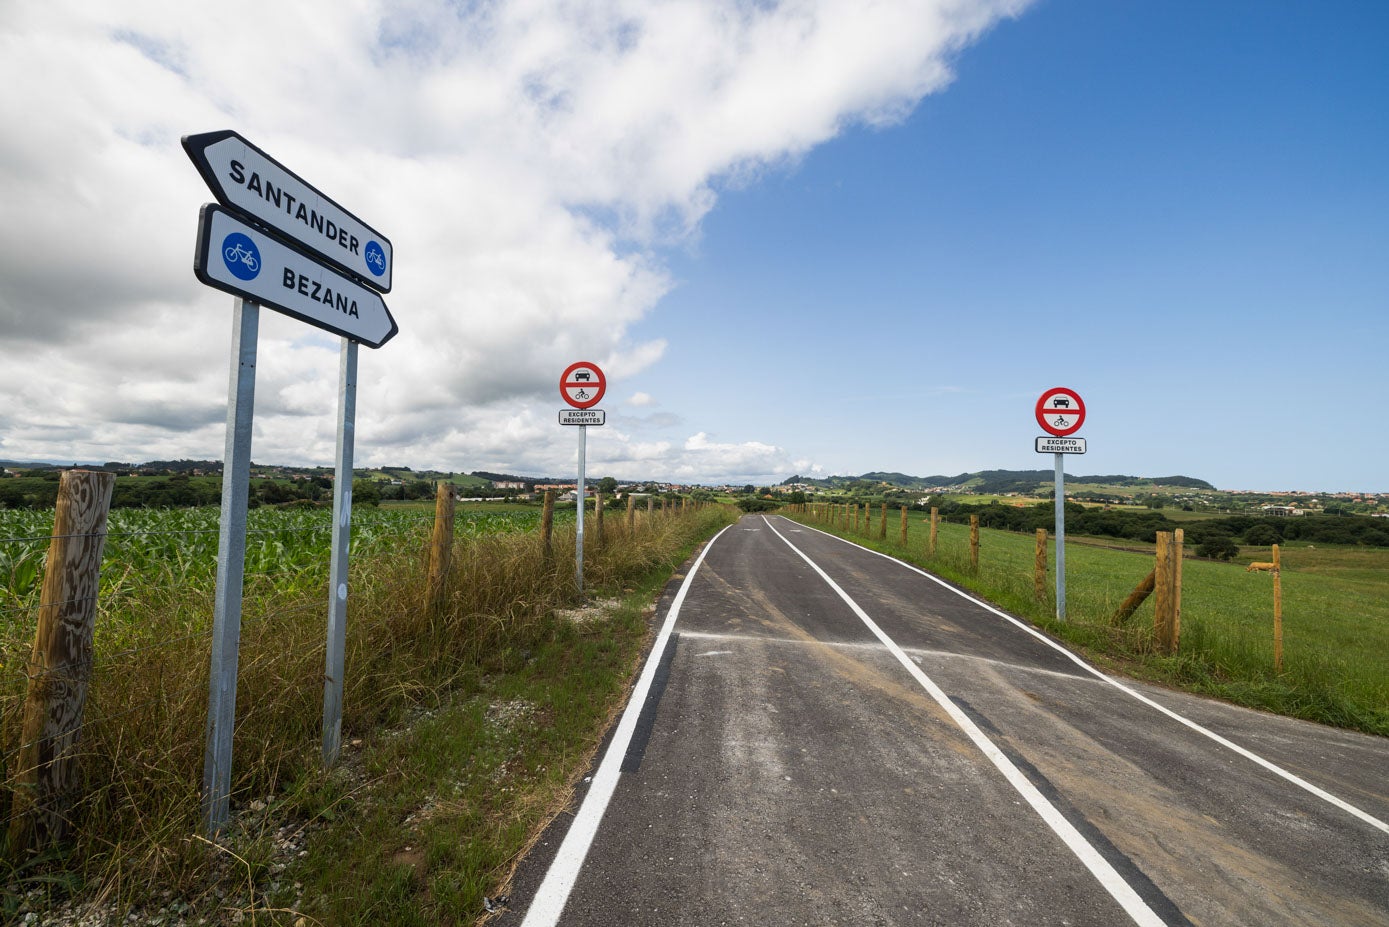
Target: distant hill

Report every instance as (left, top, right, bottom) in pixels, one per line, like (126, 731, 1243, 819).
(782, 470, 1215, 494)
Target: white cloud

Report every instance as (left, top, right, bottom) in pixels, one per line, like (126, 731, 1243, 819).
(0, 0, 1029, 480)
(626, 392, 655, 407)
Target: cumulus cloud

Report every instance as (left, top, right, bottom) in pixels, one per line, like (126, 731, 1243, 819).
(0, 0, 1028, 480)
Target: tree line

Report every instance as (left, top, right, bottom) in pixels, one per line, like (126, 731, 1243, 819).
(929, 499, 1389, 558)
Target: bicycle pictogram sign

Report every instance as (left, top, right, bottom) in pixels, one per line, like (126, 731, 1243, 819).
(560, 361, 606, 410)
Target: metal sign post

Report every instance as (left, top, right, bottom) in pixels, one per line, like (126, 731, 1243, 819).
(201, 298, 258, 834)
(559, 362, 607, 595)
(1054, 452, 1066, 621)
(1035, 387, 1087, 623)
(187, 129, 397, 834)
(322, 338, 357, 766)
(576, 425, 587, 592)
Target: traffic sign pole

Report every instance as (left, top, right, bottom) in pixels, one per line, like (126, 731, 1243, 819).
(322, 338, 357, 767)
(1054, 452, 1066, 622)
(559, 362, 606, 595)
(202, 297, 258, 835)
(576, 425, 586, 593)
(1035, 387, 1085, 624)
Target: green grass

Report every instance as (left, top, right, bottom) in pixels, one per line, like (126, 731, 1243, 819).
(276, 574, 674, 926)
(787, 505, 1389, 737)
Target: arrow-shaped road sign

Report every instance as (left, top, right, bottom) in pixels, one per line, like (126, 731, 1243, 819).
(194, 205, 398, 348)
(183, 130, 393, 293)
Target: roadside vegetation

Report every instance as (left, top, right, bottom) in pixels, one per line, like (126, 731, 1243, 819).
(0, 498, 736, 922)
(783, 506, 1389, 739)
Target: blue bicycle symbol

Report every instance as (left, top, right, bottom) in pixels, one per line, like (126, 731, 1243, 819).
(221, 233, 261, 281)
(364, 241, 386, 277)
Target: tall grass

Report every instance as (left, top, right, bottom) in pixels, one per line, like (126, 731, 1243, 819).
(0, 500, 736, 909)
(787, 507, 1389, 737)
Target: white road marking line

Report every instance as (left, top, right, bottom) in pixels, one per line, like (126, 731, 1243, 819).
(762, 517, 1170, 927)
(678, 629, 1093, 682)
(520, 524, 733, 927)
(775, 515, 1389, 836)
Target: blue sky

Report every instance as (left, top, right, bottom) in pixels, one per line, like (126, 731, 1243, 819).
(630, 0, 1389, 491)
(1, 1, 1385, 491)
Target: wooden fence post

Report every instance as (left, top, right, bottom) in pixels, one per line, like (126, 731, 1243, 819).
(9, 469, 115, 852)
(426, 482, 455, 613)
(899, 506, 908, 546)
(1273, 543, 1283, 672)
(929, 507, 939, 556)
(1112, 569, 1156, 625)
(1154, 531, 1175, 654)
(856, 504, 863, 534)
(541, 490, 555, 561)
(1173, 528, 1184, 651)
(626, 494, 635, 533)
(647, 496, 654, 518)
(969, 515, 980, 570)
(1035, 529, 1047, 601)
(878, 504, 887, 541)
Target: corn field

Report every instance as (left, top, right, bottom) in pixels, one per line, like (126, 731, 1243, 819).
(0, 496, 723, 908)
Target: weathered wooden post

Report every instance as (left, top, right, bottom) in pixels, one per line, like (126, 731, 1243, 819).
(856, 504, 863, 534)
(1173, 528, 1184, 651)
(1154, 531, 1175, 654)
(1035, 529, 1047, 601)
(426, 482, 455, 613)
(899, 506, 908, 545)
(878, 503, 887, 541)
(1113, 569, 1156, 625)
(541, 490, 555, 561)
(10, 469, 115, 852)
(1273, 543, 1283, 672)
(929, 507, 939, 556)
(626, 493, 635, 533)
(969, 515, 980, 570)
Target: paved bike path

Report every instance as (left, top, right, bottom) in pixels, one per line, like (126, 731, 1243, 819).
(503, 515, 1388, 926)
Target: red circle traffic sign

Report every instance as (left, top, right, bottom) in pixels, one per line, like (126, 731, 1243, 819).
(1036, 387, 1086, 437)
(560, 361, 606, 410)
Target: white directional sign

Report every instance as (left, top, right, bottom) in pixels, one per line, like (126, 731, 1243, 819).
(195, 205, 398, 348)
(1036, 436, 1087, 454)
(559, 409, 605, 426)
(184, 130, 393, 292)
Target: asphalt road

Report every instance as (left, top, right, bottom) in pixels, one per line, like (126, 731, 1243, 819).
(503, 514, 1389, 926)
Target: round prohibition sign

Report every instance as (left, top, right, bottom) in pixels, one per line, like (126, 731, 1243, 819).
(560, 361, 607, 410)
(1036, 387, 1086, 437)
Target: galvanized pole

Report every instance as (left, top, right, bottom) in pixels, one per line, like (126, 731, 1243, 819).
(1054, 452, 1066, 622)
(322, 338, 357, 766)
(202, 298, 258, 836)
(575, 424, 586, 593)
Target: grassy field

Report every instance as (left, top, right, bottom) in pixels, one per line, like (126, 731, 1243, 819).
(787, 505, 1389, 737)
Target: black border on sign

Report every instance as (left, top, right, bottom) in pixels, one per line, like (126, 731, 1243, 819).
(194, 204, 399, 349)
(1035, 436, 1086, 454)
(182, 129, 394, 294)
(558, 410, 606, 425)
